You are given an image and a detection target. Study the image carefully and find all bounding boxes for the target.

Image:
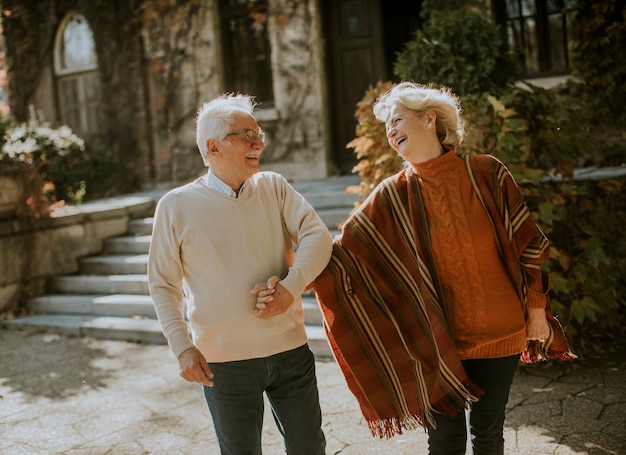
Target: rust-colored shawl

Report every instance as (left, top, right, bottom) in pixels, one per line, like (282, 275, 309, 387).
(312, 153, 575, 438)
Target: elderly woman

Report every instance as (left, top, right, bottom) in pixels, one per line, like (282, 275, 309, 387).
(312, 82, 575, 455)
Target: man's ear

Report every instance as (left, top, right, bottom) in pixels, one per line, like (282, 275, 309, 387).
(206, 138, 219, 156)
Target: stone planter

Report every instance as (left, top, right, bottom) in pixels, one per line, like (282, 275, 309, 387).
(0, 173, 25, 219)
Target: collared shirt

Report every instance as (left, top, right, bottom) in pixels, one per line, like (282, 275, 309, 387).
(205, 170, 246, 198)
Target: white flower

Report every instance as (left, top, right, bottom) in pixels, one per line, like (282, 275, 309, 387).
(7, 125, 26, 142)
(2, 136, 36, 158)
(1, 120, 85, 161)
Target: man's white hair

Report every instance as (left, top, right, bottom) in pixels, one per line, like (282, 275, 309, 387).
(195, 93, 257, 166)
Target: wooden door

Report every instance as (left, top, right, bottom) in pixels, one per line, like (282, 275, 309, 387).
(324, 0, 387, 174)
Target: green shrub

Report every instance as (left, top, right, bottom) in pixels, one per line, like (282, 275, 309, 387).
(573, 0, 626, 125)
(460, 84, 594, 180)
(0, 115, 125, 204)
(393, 8, 516, 97)
(537, 176, 626, 353)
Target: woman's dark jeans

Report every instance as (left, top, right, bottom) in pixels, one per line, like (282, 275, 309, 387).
(427, 354, 520, 455)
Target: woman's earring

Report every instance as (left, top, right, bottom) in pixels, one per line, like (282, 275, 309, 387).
(427, 122, 432, 128)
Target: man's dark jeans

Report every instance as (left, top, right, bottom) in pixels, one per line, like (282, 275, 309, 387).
(203, 344, 326, 455)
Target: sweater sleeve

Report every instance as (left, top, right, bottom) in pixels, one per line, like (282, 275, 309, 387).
(275, 176, 333, 299)
(147, 196, 195, 359)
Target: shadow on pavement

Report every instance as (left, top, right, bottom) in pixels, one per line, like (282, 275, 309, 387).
(1, 328, 119, 399)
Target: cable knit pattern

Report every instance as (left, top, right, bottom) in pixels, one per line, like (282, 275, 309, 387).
(411, 152, 525, 359)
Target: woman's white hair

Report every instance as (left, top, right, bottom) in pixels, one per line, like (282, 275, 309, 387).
(373, 81, 465, 149)
(195, 93, 257, 166)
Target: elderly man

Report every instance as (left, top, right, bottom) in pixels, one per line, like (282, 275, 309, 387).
(148, 93, 332, 455)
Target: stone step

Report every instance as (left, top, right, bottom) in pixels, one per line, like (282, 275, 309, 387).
(0, 315, 332, 358)
(79, 254, 149, 275)
(105, 235, 152, 254)
(317, 207, 353, 231)
(27, 294, 157, 318)
(128, 218, 154, 236)
(26, 293, 324, 327)
(298, 192, 359, 211)
(50, 274, 150, 295)
(305, 325, 333, 360)
(302, 296, 324, 326)
(292, 174, 360, 195)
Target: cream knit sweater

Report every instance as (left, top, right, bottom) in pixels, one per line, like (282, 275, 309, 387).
(148, 171, 333, 362)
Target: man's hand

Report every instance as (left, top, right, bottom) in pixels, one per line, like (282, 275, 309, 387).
(178, 347, 214, 387)
(526, 307, 550, 342)
(251, 275, 294, 319)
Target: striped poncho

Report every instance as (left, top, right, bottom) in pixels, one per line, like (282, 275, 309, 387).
(312, 153, 576, 438)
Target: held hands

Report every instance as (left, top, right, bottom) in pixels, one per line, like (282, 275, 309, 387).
(251, 275, 294, 319)
(526, 307, 551, 342)
(178, 346, 214, 387)
(177, 276, 296, 386)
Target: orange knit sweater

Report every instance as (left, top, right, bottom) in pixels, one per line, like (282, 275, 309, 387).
(413, 152, 543, 359)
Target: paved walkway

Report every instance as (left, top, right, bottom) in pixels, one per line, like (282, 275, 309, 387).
(1, 328, 625, 454)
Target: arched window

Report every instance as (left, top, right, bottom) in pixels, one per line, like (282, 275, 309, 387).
(54, 12, 101, 137)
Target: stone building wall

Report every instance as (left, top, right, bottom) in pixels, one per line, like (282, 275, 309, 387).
(141, 0, 331, 185)
(142, 0, 222, 184)
(260, 0, 332, 181)
(4, 0, 333, 192)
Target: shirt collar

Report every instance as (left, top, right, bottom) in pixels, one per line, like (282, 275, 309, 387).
(205, 170, 246, 198)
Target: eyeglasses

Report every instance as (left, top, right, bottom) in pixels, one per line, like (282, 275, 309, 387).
(225, 128, 266, 144)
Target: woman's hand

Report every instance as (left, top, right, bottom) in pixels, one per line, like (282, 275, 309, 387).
(251, 275, 294, 319)
(526, 307, 550, 342)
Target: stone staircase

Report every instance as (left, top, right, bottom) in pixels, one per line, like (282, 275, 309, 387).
(1, 175, 360, 359)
